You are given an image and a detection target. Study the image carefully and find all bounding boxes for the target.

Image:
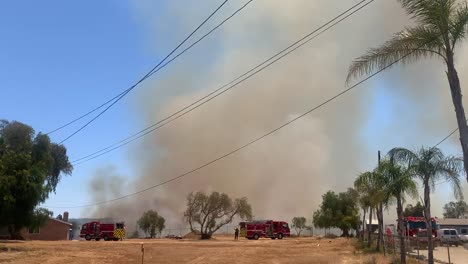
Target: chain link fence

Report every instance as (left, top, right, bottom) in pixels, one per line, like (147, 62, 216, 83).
(380, 233, 467, 264)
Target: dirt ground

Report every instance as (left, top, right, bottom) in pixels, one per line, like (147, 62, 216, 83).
(418, 244, 468, 264)
(0, 236, 394, 264)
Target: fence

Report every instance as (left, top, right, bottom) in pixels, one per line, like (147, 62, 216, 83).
(380, 234, 465, 264)
(160, 226, 342, 238)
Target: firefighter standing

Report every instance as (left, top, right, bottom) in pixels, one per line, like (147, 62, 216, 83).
(234, 227, 239, 240)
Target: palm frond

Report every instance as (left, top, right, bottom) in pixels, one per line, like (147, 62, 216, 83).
(450, 2, 468, 48)
(376, 158, 418, 208)
(346, 25, 444, 84)
(398, 0, 456, 28)
(388, 147, 419, 167)
(437, 155, 464, 200)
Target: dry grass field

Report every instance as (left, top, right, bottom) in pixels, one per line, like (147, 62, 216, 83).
(0, 236, 398, 264)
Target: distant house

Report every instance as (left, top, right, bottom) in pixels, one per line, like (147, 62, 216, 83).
(437, 218, 468, 236)
(0, 212, 72, 241)
(365, 219, 379, 233)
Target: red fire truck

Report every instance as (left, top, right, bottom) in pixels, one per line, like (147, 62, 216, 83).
(80, 221, 126, 241)
(400, 216, 438, 238)
(239, 220, 290, 240)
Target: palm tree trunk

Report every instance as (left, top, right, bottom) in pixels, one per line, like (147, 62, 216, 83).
(446, 52, 468, 183)
(396, 195, 406, 264)
(380, 204, 385, 254)
(424, 179, 434, 264)
(362, 208, 367, 241)
(376, 203, 383, 251)
(368, 207, 373, 247)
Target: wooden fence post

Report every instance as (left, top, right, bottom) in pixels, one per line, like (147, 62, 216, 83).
(141, 243, 145, 264)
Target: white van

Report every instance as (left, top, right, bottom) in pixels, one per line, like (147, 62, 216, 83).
(437, 229, 461, 246)
(459, 228, 468, 243)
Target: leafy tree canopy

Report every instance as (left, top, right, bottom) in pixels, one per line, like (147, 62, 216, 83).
(291, 216, 308, 236)
(0, 120, 72, 237)
(313, 188, 360, 237)
(403, 202, 425, 217)
(443, 200, 468, 219)
(184, 191, 252, 239)
(137, 210, 165, 238)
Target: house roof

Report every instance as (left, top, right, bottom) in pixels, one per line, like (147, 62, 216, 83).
(437, 218, 468, 226)
(49, 218, 72, 226)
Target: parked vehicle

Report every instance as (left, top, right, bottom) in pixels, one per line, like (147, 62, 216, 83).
(400, 216, 438, 238)
(239, 220, 290, 240)
(79, 221, 126, 241)
(459, 234, 468, 243)
(415, 230, 429, 249)
(437, 228, 461, 246)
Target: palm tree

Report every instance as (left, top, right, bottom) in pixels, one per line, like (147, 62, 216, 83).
(357, 192, 371, 241)
(378, 158, 418, 264)
(354, 171, 385, 247)
(347, 0, 468, 181)
(389, 147, 463, 264)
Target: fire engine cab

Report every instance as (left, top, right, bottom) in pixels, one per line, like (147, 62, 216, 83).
(80, 221, 126, 241)
(239, 220, 290, 240)
(400, 216, 438, 237)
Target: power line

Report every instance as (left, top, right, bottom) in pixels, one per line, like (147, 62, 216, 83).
(71, 0, 374, 165)
(55, 0, 230, 143)
(47, 0, 254, 136)
(431, 118, 468, 185)
(51, 3, 432, 209)
(433, 124, 464, 148)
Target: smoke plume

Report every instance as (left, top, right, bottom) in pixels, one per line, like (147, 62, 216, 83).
(86, 0, 468, 228)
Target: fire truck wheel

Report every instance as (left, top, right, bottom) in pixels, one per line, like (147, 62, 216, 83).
(277, 233, 283, 239)
(85, 234, 91, 241)
(104, 235, 109, 241)
(253, 233, 260, 240)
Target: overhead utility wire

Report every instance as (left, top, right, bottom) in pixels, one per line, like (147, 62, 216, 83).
(432, 121, 468, 186)
(52, 1, 437, 209)
(433, 125, 463, 148)
(55, 0, 229, 143)
(71, 0, 373, 165)
(47, 0, 253, 136)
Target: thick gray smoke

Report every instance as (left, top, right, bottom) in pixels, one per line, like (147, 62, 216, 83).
(86, 0, 468, 229)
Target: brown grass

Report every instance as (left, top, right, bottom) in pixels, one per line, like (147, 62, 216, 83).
(0, 236, 400, 264)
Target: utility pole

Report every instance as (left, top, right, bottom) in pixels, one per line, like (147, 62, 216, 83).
(378, 150, 387, 256)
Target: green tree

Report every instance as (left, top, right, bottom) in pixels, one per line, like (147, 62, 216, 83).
(347, 0, 468, 183)
(403, 201, 425, 217)
(390, 146, 463, 264)
(443, 200, 468, 218)
(0, 120, 72, 238)
(354, 171, 385, 247)
(313, 189, 360, 237)
(291, 217, 307, 236)
(137, 210, 165, 238)
(183, 191, 252, 239)
(28, 208, 53, 234)
(378, 158, 418, 264)
(356, 188, 372, 241)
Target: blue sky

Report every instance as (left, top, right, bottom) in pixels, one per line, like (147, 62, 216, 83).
(0, 0, 242, 219)
(1, 0, 465, 220)
(0, 1, 155, 217)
